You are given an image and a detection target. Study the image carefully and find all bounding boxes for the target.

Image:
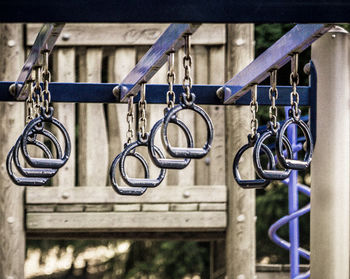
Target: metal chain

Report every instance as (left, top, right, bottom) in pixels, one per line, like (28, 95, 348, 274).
(166, 51, 176, 108)
(290, 53, 300, 118)
(41, 49, 52, 113)
(33, 65, 42, 117)
(126, 96, 134, 144)
(250, 84, 259, 137)
(182, 34, 192, 99)
(25, 75, 35, 123)
(269, 70, 279, 129)
(138, 83, 147, 137)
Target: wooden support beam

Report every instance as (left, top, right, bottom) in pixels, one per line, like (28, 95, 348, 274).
(310, 27, 350, 279)
(0, 24, 25, 279)
(225, 24, 256, 279)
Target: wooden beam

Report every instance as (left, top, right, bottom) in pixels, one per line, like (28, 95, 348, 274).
(27, 24, 226, 46)
(225, 24, 256, 279)
(26, 185, 227, 204)
(27, 211, 226, 232)
(0, 24, 25, 279)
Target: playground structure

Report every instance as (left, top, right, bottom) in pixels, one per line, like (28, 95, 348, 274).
(0, 4, 350, 278)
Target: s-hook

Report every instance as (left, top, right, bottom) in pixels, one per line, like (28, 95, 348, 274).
(161, 34, 214, 159)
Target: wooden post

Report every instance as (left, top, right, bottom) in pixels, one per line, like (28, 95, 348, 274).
(310, 27, 350, 279)
(0, 24, 25, 279)
(225, 24, 256, 279)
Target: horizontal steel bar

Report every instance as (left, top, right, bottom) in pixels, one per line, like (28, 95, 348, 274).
(12, 23, 65, 101)
(117, 23, 200, 102)
(222, 24, 332, 104)
(0, 82, 311, 106)
(1, 1, 350, 23)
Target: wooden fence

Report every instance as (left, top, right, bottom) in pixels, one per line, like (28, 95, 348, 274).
(25, 24, 227, 238)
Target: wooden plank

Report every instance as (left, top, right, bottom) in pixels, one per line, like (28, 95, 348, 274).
(194, 45, 210, 185)
(26, 185, 227, 204)
(107, 47, 137, 184)
(199, 203, 226, 211)
(26, 205, 55, 213)
(170, 203, 198, 211)
(52, 48, 76, 187)
(27, 24, 226, 46)
(26, 211, 226, 232)
(78, 48, 109, 186)
(0, 23, 25, 279)
(225, 24, 256, 279)
(209, 46, 226, 186)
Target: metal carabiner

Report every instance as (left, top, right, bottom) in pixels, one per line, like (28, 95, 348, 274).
(161, 92, 213, 159)
(21, 106, 71, 169)
(148, 109, 193, 169)
(253, 123, 293, 180)
(119, 133, 166, 187)
(109, 151, 148, 196)
(13, 129, 62, 178)
(233, 134, 276, 189)
(276, 110, 313, 170)
(6, 136, 53, 186)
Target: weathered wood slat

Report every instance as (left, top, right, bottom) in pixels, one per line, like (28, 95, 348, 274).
(194, 45, 210, 185)
(209, 46, 226, 185)
(27, 211, 226, 232)
(27, 24, 226, 46)
(52, 48, 76, 187)
(26, 185, 227, 204)
(0, 24, 25, 279)
(107, 47, 137, 184)
(78, 48, 109, 186)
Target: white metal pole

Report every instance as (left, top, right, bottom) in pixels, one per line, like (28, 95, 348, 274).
(310, 26, 350, 279)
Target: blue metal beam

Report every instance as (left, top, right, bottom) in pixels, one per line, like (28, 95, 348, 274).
(0, 82, 311, 106)
(12, 23, 64, 101)
(1, 0, 350, 23)
(221, 24, 332, 104)
(117, 24, 200, 102)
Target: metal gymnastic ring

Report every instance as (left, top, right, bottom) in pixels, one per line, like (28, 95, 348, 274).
(253, 124, 293, 180)
(13, 129, 63, 178)
(119, 133, 166, 187)
(233, 134, 276, 189)
(109, 151, 149, 196)
(276, 116, 313, 170)
(6, 136, 52, 186)
(148, 113, 193, 169)
(21, 107, 71, 169)
(161, 93, 213, 159)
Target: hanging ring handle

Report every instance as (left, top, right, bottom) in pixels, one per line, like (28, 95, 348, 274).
(13, 129, 62, 178)
(21, 107, 71, 169)
(109, 151, 149, 196)
(253, 123, 293, 180)
(119, 133, 166, 187)
(276, 114, 313, 170)
(148, 110, 193, 169)
(233, 134, 275, 189)
(6, 137, 52, 186)
(161, 93, 214, 159)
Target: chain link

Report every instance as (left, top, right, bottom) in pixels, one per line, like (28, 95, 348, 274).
(269, 70, 278, 128)
(33, 65, 43, 117)
(25, 75, 35, 123)
(182, 34, 192, 99)
(126, 96, 134, 144)
(138, 83, 147, 137)
(250, 84, 258, 137)
(166, 51, 176, 108)
(290, 53, 300, 118)
(41, 49, 52, 113)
